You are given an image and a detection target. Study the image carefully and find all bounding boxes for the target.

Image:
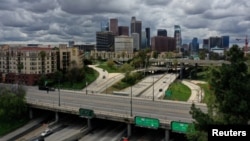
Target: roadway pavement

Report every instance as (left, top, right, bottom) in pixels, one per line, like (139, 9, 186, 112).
(84, 65, 124, 94)
(181, 80, 206, 103)
(0, 116, 47, 141)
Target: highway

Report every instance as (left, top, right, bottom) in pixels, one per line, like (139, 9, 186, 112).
(25, 85, 207, 124)
(85, 65, 124, 94)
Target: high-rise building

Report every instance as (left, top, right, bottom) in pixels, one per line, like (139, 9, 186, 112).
(96, 31, 114, 51)
(131, 33, 140, 51)
(157, 29, 167, 36)
(141, 31, 147, 49)
(130, 16, 142, 49)
(190, 37, 199, 55)
(118, 26, 129, 36)
(209, 36, 222, 49)
(101, 21, 109, 31)
(203, 39, 209, 50)
(222, 36, 230, 48)
(174, 25, 182, 52)
(151, 36, 176, 53)
(109, 18, 118, 36)
(145, 27, 150, 47)
(114, 36, 133, 54)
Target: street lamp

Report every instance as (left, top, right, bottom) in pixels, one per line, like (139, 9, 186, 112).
(153, 77, 154, 101)
(130, 86, 133, 117)
(86, 81, 88, 95)
(58, 79, 61, 106)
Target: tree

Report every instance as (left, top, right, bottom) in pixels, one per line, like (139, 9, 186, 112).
(188, 45, 250, 140)
(0, 86, 27, 121)
(107, 59, 115, 69)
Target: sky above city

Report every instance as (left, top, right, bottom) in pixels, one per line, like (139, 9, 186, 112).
(0, 0, 249, 46)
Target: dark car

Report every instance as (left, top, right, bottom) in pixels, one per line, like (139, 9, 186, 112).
(38, 86, 48, 91)
(38, 86, 55, 91)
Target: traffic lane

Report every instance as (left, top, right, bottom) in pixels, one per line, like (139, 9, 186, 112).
(26, 88, 205, 114)
(26, 97, 199, 123)
(79, 123, 125, 141)
(45, 124, 84, 141)
(26, 88, 207, 113)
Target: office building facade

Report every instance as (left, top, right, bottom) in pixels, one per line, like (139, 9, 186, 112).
(151, 36, 176, 53)
(96, 31, 115, 51)
(118, 26, 129, 36)
(174, 25, 182, 52)
(109, 18, 118, 35)
(157, 29, 167, 36)
(145, 27, 150, 47)
(114, 36, 133, 54)
(130, 16, 142, 49)
(131, 33, 140, 51)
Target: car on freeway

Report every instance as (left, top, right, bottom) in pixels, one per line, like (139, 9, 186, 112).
(38, 86, 55, 91)
(40, 128, 53, 137)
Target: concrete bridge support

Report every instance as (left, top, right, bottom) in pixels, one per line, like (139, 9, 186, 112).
(127, 123, 132, 137)
(165, 129, 170, 141)
(29, 108, 33, 119)
(55, 112, 59, 122)
(87, 118, 92, 129)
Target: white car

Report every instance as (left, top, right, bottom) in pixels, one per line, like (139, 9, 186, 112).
(41, 128, 52, 137)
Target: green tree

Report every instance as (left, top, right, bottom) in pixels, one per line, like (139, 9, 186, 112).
(107, 59, 115, 68)
(0, 86, 27, 121)
(188, 45, 250, 140)
(119, 63, 133, 73)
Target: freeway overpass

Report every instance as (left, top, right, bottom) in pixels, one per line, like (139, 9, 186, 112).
(23, 85, 207, 141)
(149, 58, 230, 66)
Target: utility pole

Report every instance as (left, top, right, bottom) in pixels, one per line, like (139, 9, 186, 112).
(58, 79, 60, 106)
(130, 86, 132, 117)
(153, 77, 154, 101)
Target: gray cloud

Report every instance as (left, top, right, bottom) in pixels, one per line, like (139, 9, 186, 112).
(0, 0, 249, 45)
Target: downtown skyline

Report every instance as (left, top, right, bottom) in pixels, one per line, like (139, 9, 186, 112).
(0, 0, 249, 46)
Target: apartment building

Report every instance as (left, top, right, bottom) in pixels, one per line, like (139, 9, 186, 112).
(0, 45, 83, 85)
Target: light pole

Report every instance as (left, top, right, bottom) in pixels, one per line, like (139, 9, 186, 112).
(86, 81, 88, 95)
(130, 86, 132, 117)
(106, 84, 107, 94)
(58, 79, 60, 106)
(153, 77, 154, 101)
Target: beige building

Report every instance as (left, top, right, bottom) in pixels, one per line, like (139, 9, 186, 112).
(114, 35, 134, 54)
(0, 44, 83, 85)
(58, 45, 83, 72)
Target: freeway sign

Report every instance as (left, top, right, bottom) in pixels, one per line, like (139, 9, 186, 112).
(135, 116, 159, 129)
(79, 108, 94, 118)
(171, 121, 194, 133)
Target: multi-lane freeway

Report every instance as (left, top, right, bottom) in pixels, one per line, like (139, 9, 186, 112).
(25, 84, 207, 125)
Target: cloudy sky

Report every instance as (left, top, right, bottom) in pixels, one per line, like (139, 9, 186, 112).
(0, 0, 250, 46)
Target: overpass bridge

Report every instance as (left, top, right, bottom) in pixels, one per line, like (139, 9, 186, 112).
(149, 58, 230, 66)
(24, 85, 207, 140)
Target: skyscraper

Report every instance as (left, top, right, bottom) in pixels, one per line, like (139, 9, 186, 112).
(109, 18, 118, 35)
(130, 16, 142, 49)
(131, 33, 140, 51)
(96, 31, 114, 51)
(141, 31, 147, 49)
(118, 26, 129, 36)
(191, 37, 199, 55)
(174, 25, 182, 52)
(157, 29, 167, 36)
(101, 21, 109, 31)
(145, 27, 150, 47)
(222, 36, 230, 48)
